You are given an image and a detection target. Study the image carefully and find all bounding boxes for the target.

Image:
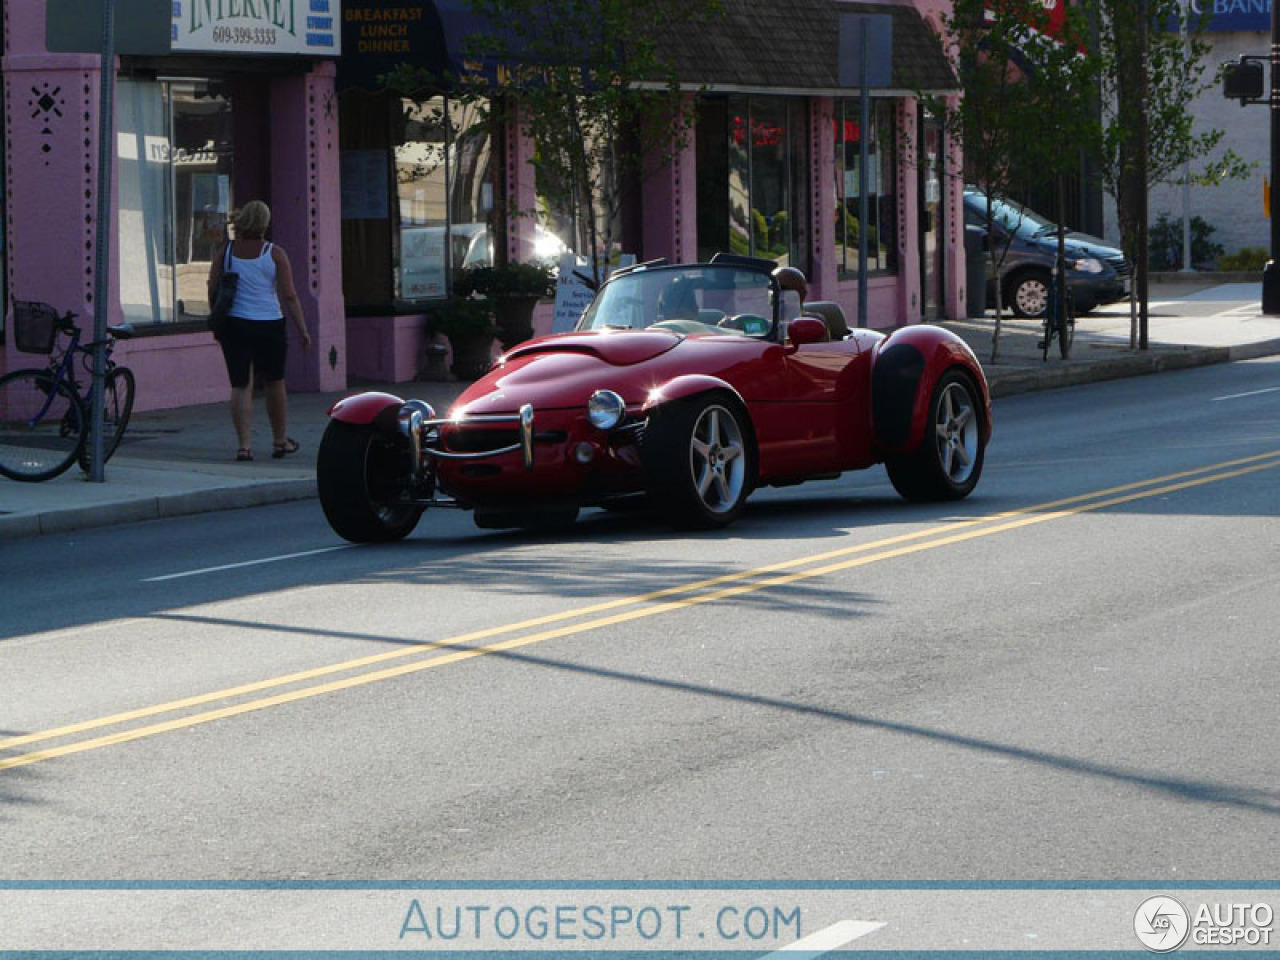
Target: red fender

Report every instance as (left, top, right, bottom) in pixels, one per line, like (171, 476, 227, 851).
(641, 374, 745, 414)
(328, 391, 404, 425)
(872, 325, 992, 454)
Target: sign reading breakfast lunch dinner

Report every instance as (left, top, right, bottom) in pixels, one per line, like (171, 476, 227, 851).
(172, 0, 341, 55)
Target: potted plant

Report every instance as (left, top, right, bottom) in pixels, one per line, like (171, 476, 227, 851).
(458, 261, 555, 349)
(429, 296, 497, 381)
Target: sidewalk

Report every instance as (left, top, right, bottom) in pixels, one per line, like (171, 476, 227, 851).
(5, 280, 1280, 541)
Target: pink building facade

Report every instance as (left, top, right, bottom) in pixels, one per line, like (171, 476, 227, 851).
(1, 0, 967, 413)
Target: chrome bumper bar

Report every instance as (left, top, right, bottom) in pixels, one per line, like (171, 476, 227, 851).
(399, 403, 535, 472)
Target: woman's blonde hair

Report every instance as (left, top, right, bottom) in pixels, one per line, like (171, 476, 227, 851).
(234, 200, 271, 238)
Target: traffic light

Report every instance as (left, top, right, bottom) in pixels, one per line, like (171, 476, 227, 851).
(1223, 58, 1265, 104)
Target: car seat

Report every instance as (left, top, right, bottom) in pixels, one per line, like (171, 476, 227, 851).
(802, 301, 849, 340)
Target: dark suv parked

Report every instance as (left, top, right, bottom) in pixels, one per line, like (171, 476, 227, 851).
(964, 188, 1131, 317)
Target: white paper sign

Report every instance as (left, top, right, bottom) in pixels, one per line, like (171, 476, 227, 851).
(552, 255, 598, 333)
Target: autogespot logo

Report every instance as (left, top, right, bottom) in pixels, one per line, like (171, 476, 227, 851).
(1135, 896, 1191, 953)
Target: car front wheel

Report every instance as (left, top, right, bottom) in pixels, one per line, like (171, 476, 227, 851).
(642, 395, 753, 529)
(1007, 271, 1050, 318)
(317, 420, 424, 542)
(885, 370, 985, 502)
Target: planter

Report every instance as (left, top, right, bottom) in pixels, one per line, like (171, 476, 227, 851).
(491, 293, 540, 350)
(448, 332, 495, 381)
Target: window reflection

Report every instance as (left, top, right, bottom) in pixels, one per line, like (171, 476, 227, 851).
(395, 95, 495, 299)
(117, 78, 232, 325)
(834, 99, 898, 276)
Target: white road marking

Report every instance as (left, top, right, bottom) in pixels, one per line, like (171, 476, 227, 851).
(1211, 386, 1280, 402)
(142, 545, 352, 582)
(762, 919, 886, 958)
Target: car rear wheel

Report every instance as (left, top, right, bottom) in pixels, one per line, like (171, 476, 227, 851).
(317, 420, 423, 542)
(885, 370, 985, 502)
(1006, 270, 1050, 318)
(642, 395, 753, 529)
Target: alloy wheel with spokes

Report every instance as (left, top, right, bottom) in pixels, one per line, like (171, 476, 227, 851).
(933, 379, 979, 488)
(642, 395, 754, 528)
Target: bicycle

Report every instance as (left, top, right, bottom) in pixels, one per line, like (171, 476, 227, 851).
(1038, 274, 1075, 361)
(0, 300, 136, 482)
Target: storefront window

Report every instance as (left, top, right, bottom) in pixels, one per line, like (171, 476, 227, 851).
(117, 78, 233, 325)
(339, 90, 494, 306)
(395, 96, 495, 299)
(834, 98, 898, 276)
(720, 96, 808, 271)
(534, 129, 611, 272)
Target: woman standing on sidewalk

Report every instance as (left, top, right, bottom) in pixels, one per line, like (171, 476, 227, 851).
(208, 200, 312, 461)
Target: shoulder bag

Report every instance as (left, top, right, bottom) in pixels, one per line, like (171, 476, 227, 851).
(208, 243, 239, 338)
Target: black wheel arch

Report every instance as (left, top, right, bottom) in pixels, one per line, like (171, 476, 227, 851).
(645, 387, 760, 486)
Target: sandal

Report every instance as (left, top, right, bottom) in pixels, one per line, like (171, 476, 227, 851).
(235, 448, 254, 461)
(272, 437, 301, 459)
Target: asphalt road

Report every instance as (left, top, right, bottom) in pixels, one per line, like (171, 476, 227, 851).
(2, 356, 1279, 883)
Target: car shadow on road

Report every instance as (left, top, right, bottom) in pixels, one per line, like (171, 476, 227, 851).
(13, 619, 1275, 820)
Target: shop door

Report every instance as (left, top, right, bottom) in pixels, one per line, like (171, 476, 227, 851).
(919, 113, 944, 320)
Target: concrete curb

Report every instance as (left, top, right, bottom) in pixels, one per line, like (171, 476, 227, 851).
(0, 476, 316, 541)
(987, 340, 1280, 399)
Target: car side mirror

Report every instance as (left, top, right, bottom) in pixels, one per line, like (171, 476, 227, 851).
(787, 316, 829, 348)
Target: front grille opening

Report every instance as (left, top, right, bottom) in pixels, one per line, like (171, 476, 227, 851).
(442, 426, 567, 453)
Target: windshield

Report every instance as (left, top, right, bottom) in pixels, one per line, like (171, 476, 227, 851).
(968, 193, 1056, 240)
(577, 265, 777, 338)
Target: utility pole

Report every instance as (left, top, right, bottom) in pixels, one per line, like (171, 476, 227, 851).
(1137, 0, 1150, 349)
(1265, 0, 1280, 314)
(88, 0, 117, 481)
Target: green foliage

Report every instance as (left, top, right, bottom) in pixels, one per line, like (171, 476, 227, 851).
(429, 297, 496, 340)
(1218, 246, 1269, 271)
(750, 208, 790, 258)
(931, 0, 1099, 200)
(458, 262, 555, 299)
(1093, 0, 1251, 270)
(1147, 213, 1222, 270)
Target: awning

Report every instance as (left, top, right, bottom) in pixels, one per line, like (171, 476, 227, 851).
(337, 1, 453, 91)
(337, 0, 957, 97)
(336, 0, 540, 92)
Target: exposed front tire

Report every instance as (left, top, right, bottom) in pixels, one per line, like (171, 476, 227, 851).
(317, 420, 423, 542)
(1006, 270, 1050, 318)
(885, 370, 985, 502)
(642, 395, 754, 529)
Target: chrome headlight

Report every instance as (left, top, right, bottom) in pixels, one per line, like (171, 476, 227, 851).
(1069, 257, 1104, 274)
(587, 390, 626, 430)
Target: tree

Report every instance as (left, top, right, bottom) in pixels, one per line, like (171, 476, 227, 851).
(1091, 0, 1250, 349)
(930, 0, 1099, 361)
(452, 0, 722, 284)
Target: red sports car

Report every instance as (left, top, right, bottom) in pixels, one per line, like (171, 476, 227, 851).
(317, 255, 991, 542)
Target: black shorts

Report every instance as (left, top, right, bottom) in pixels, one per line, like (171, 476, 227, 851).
(219, 316, 287, 388)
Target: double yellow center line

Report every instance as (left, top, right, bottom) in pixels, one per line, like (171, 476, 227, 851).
(4, 449, 1279, 772)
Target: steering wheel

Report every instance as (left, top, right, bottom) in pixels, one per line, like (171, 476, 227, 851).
(720, 314, 768, 336)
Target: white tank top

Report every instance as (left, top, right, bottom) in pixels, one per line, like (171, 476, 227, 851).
(229, 241, 283, 321)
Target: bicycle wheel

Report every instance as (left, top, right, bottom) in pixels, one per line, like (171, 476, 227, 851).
(0, 369, 86, 482)
(78, 365, 136, 472)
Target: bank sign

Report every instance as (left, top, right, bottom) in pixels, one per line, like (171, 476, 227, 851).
(1187, 0, 1270, 31)
(173, 0, 342, 55)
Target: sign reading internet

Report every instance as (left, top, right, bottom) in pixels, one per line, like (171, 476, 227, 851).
(172, 0, 341, 55)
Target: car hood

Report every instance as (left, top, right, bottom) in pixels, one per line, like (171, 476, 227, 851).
(1031, 231, 1122, 260)
(453, 330, 683, 414)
